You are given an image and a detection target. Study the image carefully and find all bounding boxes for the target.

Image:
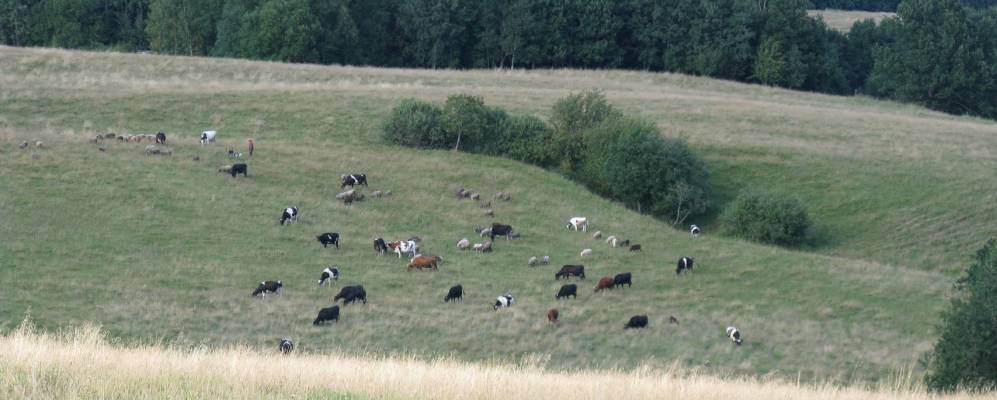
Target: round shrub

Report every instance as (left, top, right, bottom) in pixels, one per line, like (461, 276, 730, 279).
(720, 190, 812, 246)
(381, 99, 447, 148)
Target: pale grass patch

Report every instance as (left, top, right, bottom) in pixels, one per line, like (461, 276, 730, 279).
(1, 323, 989, 400)
(808, 10, 896, 32)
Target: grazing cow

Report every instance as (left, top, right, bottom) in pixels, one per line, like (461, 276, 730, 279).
(528, 256, 539, 267)
(613, 273, 632, 288)
(555, 284, 577, 299)
(726, 326, 743, 345)
(444, 285, 463, 302)
(334, 285, 367, 306)
(567, 217, 588, 232)
(629, 244, 641, 252)
(580, 248, 593, 258)
(594, 276, 614, 292)
(341, 174, 368, 189)
(279, 207, 298, 225)
(676, 257, 694, 275)
(456, 238, 470, 250)
(555, 265, 585, 280)
(625, 315, 649, 330)
(155, 132, 166, 144)
(318, 267, 340, 286)
(691, 224, 701, 237)
(230, 163, 247, 178)
(490, 223, 513, 241)
(251, 280, 282, 297)
(200, 130, 217, 145)
(548, 309, 559, 323)
(669, 316, 680, 325)
(606, 235, 618, 247)
(317, 232, 340, 249)
(541, 256, 550, 265)
(408, 255, 442, 271)
(313, 306, 340, 325)
(494, 294, 515, 310)
(279, 338, 294, 354)
(373, 238, 388, 256)
(247, 139, 255, 157)
(387, 240, 419, 258)
(591, 231, 602, 240)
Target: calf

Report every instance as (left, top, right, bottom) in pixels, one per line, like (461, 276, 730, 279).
(629, 244, 641, 252)
(341, 174, 368, 189)
(279, 207, 298, 225)
(200, 130, 217, 145)
(155, 132, 166, 144)
(318, 267, 340, 286)
(230, 163, 247, 178)
(555, 284, 577, 299)
(317, 232, 340, 249)
(313, 306, 340, 325)
(408, 255, 442, 271)
(726, 326, 743, 345)
(548, 309, 559, 324)
(444, 285, 463, 302)
(691, 224, 701, 237)
(567, 217, 588, 232)
(625, 315, 649, 330)
(594, 276, 614, 292)
(490, 223, 513, 241)
(373, 237, 388, 256)
(279, 338, 293, 354)
(555, 265, 585, 280)
(493, 294, 515, 310)
(613, 273, 632, 288)
(669, 316, 680, 325)
(251, 280, 282, 297)
(541, 255, 550, 265)
(676, 257, 694, 275)
(334, 285, 367, 306)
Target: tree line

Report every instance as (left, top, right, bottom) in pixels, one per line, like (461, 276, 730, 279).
(810, 0, 996, 11)
(2, 0, 996, 118)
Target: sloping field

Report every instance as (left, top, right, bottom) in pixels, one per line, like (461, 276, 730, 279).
(808, 10, 895, 32)
(0, 47, 994, 384)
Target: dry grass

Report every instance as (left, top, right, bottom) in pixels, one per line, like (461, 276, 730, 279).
(2, 322, 989, 400)
(808, 10, 896, 32)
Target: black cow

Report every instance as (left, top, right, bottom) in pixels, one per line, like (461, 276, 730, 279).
(444, 285, 463, 302)
(155, 132, 166, 144)
(341, 174, 368, 189)
(613, 273, 632, 288)
(230, 163, 247, 178)
(317, 232, 340, 249)
(555, 265, 585, 280)
(373, 237, 388, 256)
(629, 244, 641, 252)
(334, 285, 367, 306)
(555, 284, 577, 299)
(280, 207, 298, 225)
(490, 223, 514, 241)
(278, 338, 293, 354)
(676, 257, 694, 275)
(318, 267, 340, 286)
(625, 315, 648, 330)
(313, 306, 340, 325)
(251, 280, 282, 297)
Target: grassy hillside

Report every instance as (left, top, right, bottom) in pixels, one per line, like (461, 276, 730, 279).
(3, 324, 989, 400)
(808, 10, 895, 32)
(1, 46, 994, 384)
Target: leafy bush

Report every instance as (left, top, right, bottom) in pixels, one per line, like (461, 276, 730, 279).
(494, 114, 557, 168)
(381, 99, 446, 148)
(441, 94, 503, 153)
(720, 190, 812, 246)
(549, 90, 621, 175)
(927, 238, 997, 391)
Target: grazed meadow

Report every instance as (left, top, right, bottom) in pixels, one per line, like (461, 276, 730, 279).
(807, 10, 896, 32)
(1, 47, 996, 386)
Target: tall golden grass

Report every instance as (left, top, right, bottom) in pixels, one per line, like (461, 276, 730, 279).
(1, 322, 988, 400)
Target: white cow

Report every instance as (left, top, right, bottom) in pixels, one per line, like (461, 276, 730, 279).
(567, 217, 588, 232)
(726, 326, 742, 345)
(691, 224, 701, 237)
(391, 240, 418, 258)
(200, 130, 217, 145)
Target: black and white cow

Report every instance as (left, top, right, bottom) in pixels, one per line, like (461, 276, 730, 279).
(155, 132, 166, 144)
(279, 338, 294, 354)
(444, 285, 463, 302)
(494, 294, 515, 310)
(726, 326, 743, 345)
(490, 223, 514, 241)
(373, 237, 388, 256)
(341, 174, 368, 189)
(334, 285, 367, 306)
(200, 130, 217, 145)
(676, 257, 694, 275)
(251, 280, 282, 297)
(230, 163, 247, 178)
(691, 224, 701, 237)
(317, 232, 340, 249)
(313, 306, 340, 325)
(318, 267, 340, 286)
(279, 207, 298, 225)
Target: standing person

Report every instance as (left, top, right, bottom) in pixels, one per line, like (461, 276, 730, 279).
(247, 139, 255, 157)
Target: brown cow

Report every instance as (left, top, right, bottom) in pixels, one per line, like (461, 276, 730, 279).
(407, 255, 442, 271)
(548, 309, 559, 324)
(594, 276, 614, 292)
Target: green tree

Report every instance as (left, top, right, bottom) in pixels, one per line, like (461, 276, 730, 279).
(721, 190, 813, 246)
(441, 94, 499, 152)
(0, 0, 30, 46)
(549, 90, 620, 176)
(146, 0, 222, 55)
(753, 37, 806, 88)
(328, 2, 360, 64)
(927, 239, 997, 391)
(382, 99, 447, 149)
(212, 0, 259, 58)
(253, 0, 320, 63)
